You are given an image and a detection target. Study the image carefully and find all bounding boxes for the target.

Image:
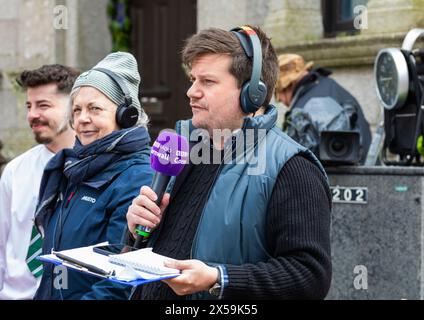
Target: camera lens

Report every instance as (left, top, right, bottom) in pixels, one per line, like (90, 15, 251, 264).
(319, 131, 360, 164)
(329, 137, 349, 157)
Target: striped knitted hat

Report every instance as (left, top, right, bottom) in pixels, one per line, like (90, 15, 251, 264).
(72, 51, 142, 123)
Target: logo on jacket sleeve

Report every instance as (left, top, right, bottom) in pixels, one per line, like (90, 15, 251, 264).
(81, 195, 96, 204)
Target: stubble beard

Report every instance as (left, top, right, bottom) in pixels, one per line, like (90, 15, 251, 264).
(33, 117, 69, 145)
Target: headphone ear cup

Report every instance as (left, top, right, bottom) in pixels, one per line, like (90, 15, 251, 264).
(240, 82, 253, 113)
(116, 103, 139, 128)
(240, 81, 268, 114)
(257, 80, 268, 106)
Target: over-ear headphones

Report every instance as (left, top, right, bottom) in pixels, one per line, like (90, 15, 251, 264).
(230, 26, 267, 114)
(93, 68, 139, 128)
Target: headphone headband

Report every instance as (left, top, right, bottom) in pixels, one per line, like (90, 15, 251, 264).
(93, 68, 132, 107)
(230, 26, 266, 112)
(92, 67, 138, 128)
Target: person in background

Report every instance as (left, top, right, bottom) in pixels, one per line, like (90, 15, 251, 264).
(126, 26, 332, 300)
(276, 53, 371, 164)
(34, 52, 153, 300)
(0, 64, 79, 299)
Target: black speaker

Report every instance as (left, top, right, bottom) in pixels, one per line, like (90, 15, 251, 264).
(319, 130, 361, 165)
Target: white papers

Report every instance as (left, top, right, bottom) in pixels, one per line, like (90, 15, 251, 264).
(39, 243, 179, 282)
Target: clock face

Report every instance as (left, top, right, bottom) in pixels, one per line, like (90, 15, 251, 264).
(376, 53, 398, 106)
(374, 48, 409, 110)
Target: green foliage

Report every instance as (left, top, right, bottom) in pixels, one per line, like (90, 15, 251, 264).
(107, 0, 132, 52)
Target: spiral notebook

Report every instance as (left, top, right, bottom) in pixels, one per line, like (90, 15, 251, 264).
(109, 248, 180, 276)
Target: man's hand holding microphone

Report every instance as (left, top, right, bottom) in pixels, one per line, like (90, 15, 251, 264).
(127, 185, 170, 240)
(126, 130, 220, 296)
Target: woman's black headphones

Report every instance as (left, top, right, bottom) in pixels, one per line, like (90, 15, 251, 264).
(93, 68, 139, 128)
(230, 26, 267, 114)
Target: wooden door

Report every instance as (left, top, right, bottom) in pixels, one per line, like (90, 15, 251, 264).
(130, 0, 197, 139)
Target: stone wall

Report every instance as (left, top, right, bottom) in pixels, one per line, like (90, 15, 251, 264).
(265, 0, 323, 47)
(198, 0, 275, 30)
(56, 0, 112, 71)
(0, 0, 111, 159)
(0, 0, 56, 159)
(198, 0, 323, 45)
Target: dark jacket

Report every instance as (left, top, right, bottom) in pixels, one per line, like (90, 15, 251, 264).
(35, 129, 153, 300)
(285, 68, 372, 164)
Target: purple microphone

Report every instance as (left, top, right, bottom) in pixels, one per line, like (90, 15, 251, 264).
(134, 131, 189, 248)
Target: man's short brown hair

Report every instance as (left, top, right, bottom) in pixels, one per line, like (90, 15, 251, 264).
(182, 25, 278, 108)
(16, 64, 80, 94)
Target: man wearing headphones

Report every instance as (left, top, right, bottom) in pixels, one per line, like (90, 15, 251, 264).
(126, 26, 332, 300)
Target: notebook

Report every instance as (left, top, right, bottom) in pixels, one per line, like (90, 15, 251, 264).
(109, 248, 180, 276)
(38, 243, 179, 286)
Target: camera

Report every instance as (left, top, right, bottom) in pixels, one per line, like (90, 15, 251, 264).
(285, 97, 364, 166)
(319, 130, 361, 165)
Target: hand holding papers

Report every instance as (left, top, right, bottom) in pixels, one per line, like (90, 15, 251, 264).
(38, 243, 180, 286)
